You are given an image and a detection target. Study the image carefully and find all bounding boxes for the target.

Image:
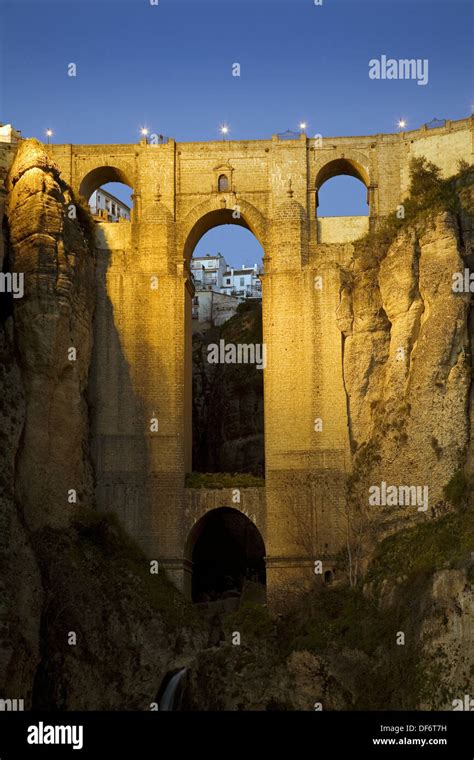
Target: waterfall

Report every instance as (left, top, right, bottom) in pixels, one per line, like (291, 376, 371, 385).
(159, 668, 187, 711)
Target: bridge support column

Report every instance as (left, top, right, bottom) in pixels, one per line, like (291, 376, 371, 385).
(262, 203, 350, 607)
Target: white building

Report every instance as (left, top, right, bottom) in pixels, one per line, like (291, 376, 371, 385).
(192, 290, 240, 331)
(0, 124, 22, 143)
(190, 253, 228, 290)
(89, 188, 131, 222)
(191, 253, 262, 298)
(190, 252, 262, 328)
(221, 263, 261, 299)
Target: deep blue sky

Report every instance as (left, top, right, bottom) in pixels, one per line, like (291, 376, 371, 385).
(1, 0, 472, 264)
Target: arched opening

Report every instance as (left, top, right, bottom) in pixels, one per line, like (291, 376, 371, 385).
(218, 174, 229, 192)
(324, 570, 334, 584)
(317, 176, 368, 217)
(79, 166, 133, 223)
(315, 158, 370, 242)
(183, 209, 265, 479)
(315, 158, 369, 217)
(186, 507, 266, 602)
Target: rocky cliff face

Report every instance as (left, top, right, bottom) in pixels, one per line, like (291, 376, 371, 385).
(336, 171, 474, 568)
(0, 143, 472, 711)
(0, 138, 99, 703)
(192, 301, 264, 476)
(0, 140, 205, 708)
(183, 551, 474, 711)
(4, 140, 96, 531)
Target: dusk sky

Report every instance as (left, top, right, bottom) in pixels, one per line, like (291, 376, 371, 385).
(1, 0, 472, 265)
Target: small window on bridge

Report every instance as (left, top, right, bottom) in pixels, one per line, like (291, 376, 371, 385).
(218, 174, 229, 192)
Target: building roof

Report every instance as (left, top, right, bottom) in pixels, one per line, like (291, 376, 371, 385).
(192, 254, 223, 261)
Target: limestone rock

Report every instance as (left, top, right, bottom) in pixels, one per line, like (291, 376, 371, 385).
(419, 568, 474, 709)
(5, 139, 96, 531)
(340, 210, 471, 540)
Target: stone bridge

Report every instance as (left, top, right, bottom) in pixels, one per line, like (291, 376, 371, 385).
(41, 117, 474, 598)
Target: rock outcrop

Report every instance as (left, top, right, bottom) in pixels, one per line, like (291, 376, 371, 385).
(337, 175, 474, 559)
(0, 141, 206, 708)
(4, 139, 96, 531)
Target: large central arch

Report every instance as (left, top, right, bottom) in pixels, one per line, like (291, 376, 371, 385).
(181, 200, 267, 475)
(181, 198, 268, 263)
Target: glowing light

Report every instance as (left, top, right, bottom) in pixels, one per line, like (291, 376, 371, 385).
(398, 119, 407, 130)
(140, 127, 149, 136)
(220, 124, 229, 136)
(299, 122, 307, 131)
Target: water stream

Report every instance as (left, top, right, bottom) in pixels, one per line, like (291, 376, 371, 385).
(159, 668, 187, 711)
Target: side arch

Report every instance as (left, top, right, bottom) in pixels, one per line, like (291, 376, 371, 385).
(78, 164, 134, 201)
(315, 156, 370, 191)
(314, 153, 373, 219)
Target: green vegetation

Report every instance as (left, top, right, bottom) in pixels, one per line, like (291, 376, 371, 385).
(217, 300, 264, 392)
(70, 509, 200, 629)
(367, 508, 474, 591)
(275, 583, 429, 709)
(223, 602, 276, 642)
(221, 300, 263, 346)
(185, 471, 264, 488)
(272, 501, 474, 708)
(359, 157, 474, 252)
(279, 585, 397, 657)
(443, 469, 470, 510)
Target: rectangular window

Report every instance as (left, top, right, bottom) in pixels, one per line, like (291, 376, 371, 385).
(240, 277, 244, 286)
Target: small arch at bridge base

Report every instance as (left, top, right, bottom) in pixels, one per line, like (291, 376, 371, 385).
(185, 507, 266, 604)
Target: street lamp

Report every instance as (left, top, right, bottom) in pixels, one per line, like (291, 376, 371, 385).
(45, 128, 53, 144)
(220, 124, 229, 140)
(299, 122, 307, 132)
(398, 119, 407, 132)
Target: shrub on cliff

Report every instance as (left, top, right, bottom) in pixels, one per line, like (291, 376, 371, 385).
(361, 157, 474, 251)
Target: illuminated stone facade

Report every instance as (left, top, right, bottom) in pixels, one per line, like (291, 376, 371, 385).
(25, 117, 474, 598)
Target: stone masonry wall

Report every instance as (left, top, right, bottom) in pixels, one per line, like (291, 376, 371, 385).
(43, 117, 473, 598)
